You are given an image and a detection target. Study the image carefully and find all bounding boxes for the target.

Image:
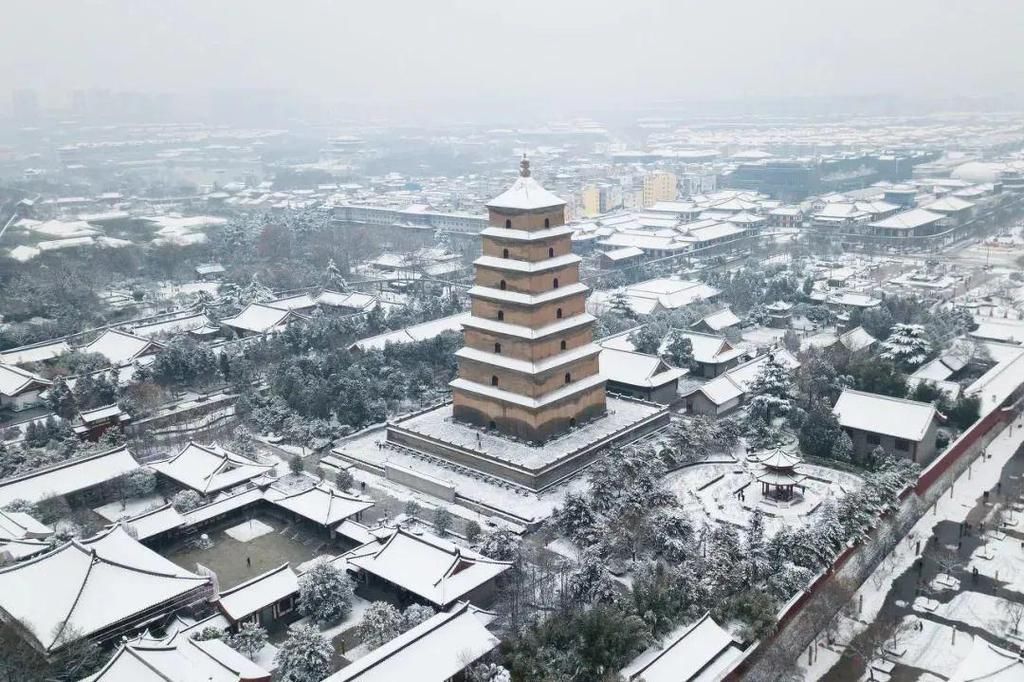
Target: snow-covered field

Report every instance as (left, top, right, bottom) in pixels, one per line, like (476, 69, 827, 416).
(93, 493, 166, 522)
(225, 519, 276, 542)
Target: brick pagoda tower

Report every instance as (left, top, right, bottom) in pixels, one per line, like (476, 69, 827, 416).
(451, 157, 606, 443)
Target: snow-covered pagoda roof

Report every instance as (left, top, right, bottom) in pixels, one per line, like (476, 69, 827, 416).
(757, 448, 802, 471)
(620, 611, 742, 682)
(833, 388, 938, 442)
(339, 527, 511, 607)
(323, 602, 499, 682)
(0, 526, 209, 652)
(599, 348, 686, 388)
(218, 563, 299, 624)
(486, 157, 566, 212)
(265, 482, 373, 528)
(150, 442, 274, 495)
(87, 631, 270, 682)
(0, 445, 140, 507)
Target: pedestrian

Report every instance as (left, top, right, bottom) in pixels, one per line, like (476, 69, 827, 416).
(246, 556, 251, 568)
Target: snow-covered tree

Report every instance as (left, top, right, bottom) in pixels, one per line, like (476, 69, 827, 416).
(361, 602, 404, 649)
(468, 662, 512, 682)
(239, 274, 274, 305)
(334, 467, 354, 491)
(609, 290, 636, 319)
(880, 323, 931, 369)
(565, 549, 618, 605)
(478, 529, 521, 561)
(119, 468, 157, 498)
(642, 507, 694, 563)
(401, 603, 436, 631)
(747, 353, 793, 422)
(274, 624, 333, 682)
(670, 416, 717, 459)
(323, 258, 347, 290)
(298, 560, 353, 625)
(798, 401, 843, 459)
(830, 430, 854, 462)
(171, 490, 203, 512)
(663, 332, 694, 368)
(813, 498, 846, 556)
(553, 492, 600, 547)
(433, 506, 454, 535)
(227, 622, 267, 661)
(628, 325, 662, 355)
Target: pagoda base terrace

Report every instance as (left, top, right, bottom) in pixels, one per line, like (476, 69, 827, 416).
(357, 397, 668, 492)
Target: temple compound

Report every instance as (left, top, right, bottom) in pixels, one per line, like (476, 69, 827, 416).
(379, 159, 668, 491)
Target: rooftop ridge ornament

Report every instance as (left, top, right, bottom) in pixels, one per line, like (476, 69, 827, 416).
(519, 154, 531, 177)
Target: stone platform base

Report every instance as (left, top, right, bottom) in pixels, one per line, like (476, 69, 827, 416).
(381, 396, 668, 491)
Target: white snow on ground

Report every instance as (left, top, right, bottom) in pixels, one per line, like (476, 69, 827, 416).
(800, 417, 1024, 680)
(967, 530, 1024, 593)
(914, 590, 1015, 634)
(224, 519, 275, 542)
(93, 493, 166, 522)
(157, 281, 221, 298)
(894, 616, 975, 679)
(546, 537, 581, 561)
(665, 460, 861, 536)
(293, 592, 373, 642)
(253, 641, 278, 671)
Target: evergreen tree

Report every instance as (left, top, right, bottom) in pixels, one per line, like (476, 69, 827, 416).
(798, 401, 843, 459)
(401, 604, 436, 631)
(274, 624, 333, 682)
(747, 353, 793, 422)
(663, 332, 694, 368)
(880, 323, 932, 369)
(227, 622, 267, 661)
(360, 602, 404, 649)
(628, 325, 662, 355)
(46, 378, 77, 420)
(298, 560, 353, 625)
(432, 506, 453, 536)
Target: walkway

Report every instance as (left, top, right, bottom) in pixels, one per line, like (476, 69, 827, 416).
(805, 417, 1024, 680)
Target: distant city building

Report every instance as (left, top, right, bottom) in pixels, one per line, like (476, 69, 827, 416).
(642, 171, 678, 207)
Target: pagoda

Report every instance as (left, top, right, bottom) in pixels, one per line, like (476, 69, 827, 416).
(450, 157, 606, 443)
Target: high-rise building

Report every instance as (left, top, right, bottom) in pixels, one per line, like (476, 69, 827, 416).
(450, 157, 606, 443)
(642, 171, 678, 207)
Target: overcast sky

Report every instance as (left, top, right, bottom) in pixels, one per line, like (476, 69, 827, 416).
(7, 1, 1023, 118)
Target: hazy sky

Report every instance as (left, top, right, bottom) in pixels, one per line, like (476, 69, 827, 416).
(6, 1, 1023, 116)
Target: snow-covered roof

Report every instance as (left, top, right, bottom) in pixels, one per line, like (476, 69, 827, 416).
(669, 330, 744, 365)
(924, 196, 975, 213)
(965, 349, 1024, 414)
(911, 357, 955, 382)
(87, 631, 269, 682)
(599, 348, 686, 388)
(481, 225, 574, 242)
(131, 313, 216, 339)
(602, 246, 645, 261)
(182, 487, 265, 527)
(696, 308, 741, 331)
(0, 526, 208, 652)
(0, 537, 51, 562)
(218, 563, 299, 623)
(833, 389, 938, 442)
(79, 403, 127, 424)
(266, 293, 318, 311)
(323, 602, 499, 682)
(0, 446, 140, 507)
(451, 373, 605, 410)
(457, 342, 601, 376)
(692, 374, 744, 406)
(0, 509, 51, 541)
(0, 340, 71, 365)
(486, 174, 565, 212)
(870, 208, 945, 230)
(836, 326, 877, 352)
(82, 329, 163, 366)
(341, 528, 511, 607)
(194, 263, 226, 275)
(149, 442, 273, 494)
(620, 612, 742, 682)
(0, 363, 50, 397)
(316, 290, 378, 310)
(473, 253, 581, 274)
(468, 282, 587, 307)
(690, 350, 800, 406)
(264, 483, 373, 527)
(459, 312, 594, 341)
(120, 504, 185, 541)
(351, 312, 470, 351)
(220, 303, 303, 334)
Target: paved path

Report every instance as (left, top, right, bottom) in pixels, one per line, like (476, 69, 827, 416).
(807, 418, 1024, 680)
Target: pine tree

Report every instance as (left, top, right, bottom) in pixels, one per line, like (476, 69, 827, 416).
(275, 625, 333, 682)
(298, 560, 353, 625)
(432, 506, 453, 536)
(747, 353, 793, 422)
(360, 602, 404, 649)
(880, 323, 932, 369)
(663, 332, 694, 368)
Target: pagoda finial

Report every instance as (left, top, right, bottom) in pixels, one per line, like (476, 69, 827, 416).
(519, 154, 531, 178)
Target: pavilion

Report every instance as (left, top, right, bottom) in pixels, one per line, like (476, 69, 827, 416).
(755, 448, 805, 501)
